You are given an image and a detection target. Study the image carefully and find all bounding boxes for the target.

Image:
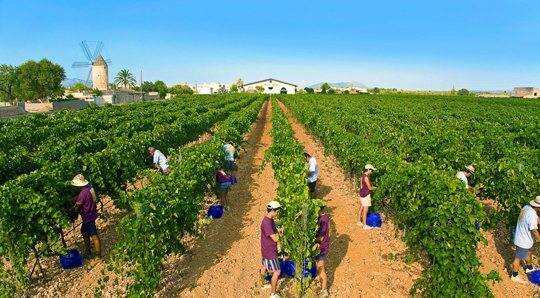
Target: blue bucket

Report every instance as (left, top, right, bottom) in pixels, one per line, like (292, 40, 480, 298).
(207, 204, 224, 219)
(366, 212, 382, 228)
(59, 249, 83, 269)
(528, 270, 540, 285)
(278, 259, 317, 278)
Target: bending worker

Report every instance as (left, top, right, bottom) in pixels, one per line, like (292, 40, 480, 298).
(72, 174, 102, 258)
(148, 147, 170, 174)
(456, 164, 475, 192)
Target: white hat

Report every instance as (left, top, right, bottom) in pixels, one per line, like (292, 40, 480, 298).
(365, 164, 376, 171)
(466, 165, 476, 173)
(267, 201, 282, 210)
(530, 196, 540, 208)
(71, 174, 89, 187)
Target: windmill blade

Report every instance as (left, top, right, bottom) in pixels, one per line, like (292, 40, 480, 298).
(85, 68, 92, 86)
(72, 61, 91, 68)
(93, 41, 104, 60)
(80, 41, 94, 62)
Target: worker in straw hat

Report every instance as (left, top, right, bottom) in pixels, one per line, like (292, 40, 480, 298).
(71, 174, 101, 258)
(358, 164, 376, 229)
(260, 200, 282, 298)
(456, 164, 475, 192)
(148, 147, 170, 174)
(511, 195, 540, 283)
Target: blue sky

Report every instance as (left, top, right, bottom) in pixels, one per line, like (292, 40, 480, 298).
(1, 0, 538, 90)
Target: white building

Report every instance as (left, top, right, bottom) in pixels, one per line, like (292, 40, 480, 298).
(195, 82, 227, 94)
(243, 78, 297, 94)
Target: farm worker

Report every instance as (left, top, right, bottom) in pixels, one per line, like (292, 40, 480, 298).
(315, 202, 330, 297)
(456, 165, 475, 192)
(148, 147, 170, 174)
(71, 174, 102, 258)
(511, 196, 540, 283)
(260, 200, 282, 298)
(223, 142, 236, 170)
(305, 152, 319, 195)
(215, 167, 235, 207)
(357, 164, 376, 229)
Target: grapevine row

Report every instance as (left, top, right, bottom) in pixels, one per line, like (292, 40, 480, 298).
(266, 101, 320, 294)
(0, 95, 256, 290)
(111, 97, 265, 294)
(282, 95, 496, 296)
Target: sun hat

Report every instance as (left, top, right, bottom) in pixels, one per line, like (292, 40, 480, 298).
(466, 165, 475, 173)
(530, 196, 540, 208)
(71, 174, 89, 187)
(365, 164, 376, 171)
(267, 201, 282, 210)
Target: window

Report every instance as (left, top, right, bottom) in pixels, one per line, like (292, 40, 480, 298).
(268, 86, 273, 90)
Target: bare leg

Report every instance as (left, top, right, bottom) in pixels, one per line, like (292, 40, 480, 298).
(358, 206, 364, 224)
(512, 257, 521, 273)
(362, 206, 369, 225)
(91, 235, 102, 258)
(271, 269, 281, 295)
(316, 259, 327, 291)
(83, 235, 91, 256)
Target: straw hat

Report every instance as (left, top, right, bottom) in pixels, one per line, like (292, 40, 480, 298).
(267, 201, 282, 210)
(466, 165, 476, 173)
(365, 164, 377, 171)
(530, 196, 540, 208)
(71, 174, 89, 187)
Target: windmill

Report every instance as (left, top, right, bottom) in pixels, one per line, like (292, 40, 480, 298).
(72, 41, 111, 91)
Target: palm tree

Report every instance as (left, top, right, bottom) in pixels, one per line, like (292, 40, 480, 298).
(114, 69, 136, 89)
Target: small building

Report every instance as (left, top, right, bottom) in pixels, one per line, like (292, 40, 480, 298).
(195, 82, 227, 94)
(514, 87, 540, 98)
(243, 78, 297, 94)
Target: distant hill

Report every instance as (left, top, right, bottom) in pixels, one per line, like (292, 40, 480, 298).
(307, 81, 369, 89)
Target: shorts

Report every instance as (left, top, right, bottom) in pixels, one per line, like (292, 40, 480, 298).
(315, 252, 328, 261)
(360, 194, 372, 207)
(81, 220, 98, 237)
(225, 160, 237, 170)
(262, 258, 281, 272)
(308, 181, 317, 194)
(515, 246, 530, 260)
(218, 182, 232, 192)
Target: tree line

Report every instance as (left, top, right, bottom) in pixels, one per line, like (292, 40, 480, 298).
(0, 59, 65, 104)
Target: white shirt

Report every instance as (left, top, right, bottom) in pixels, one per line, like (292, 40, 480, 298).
(307, 157, 319, 183)
(223, 143, 235, 161)
(456, 171, 469, 188)
(514, 205, 538, 249)
(153, 150, 169, 171)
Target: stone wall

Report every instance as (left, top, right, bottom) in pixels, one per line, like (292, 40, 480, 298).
(52, 100, 89, 111)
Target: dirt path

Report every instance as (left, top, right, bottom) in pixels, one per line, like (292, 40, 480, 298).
(157, 101, 278, 297)
(478, 226, 537, 296)
(278, 101, 422, 296)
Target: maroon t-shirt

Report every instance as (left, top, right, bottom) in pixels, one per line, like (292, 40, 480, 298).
(317, 213, 330, 255)
(260, 216, 278, 259)
(74, 185, 98, 223)
(359, 174, 371, 197)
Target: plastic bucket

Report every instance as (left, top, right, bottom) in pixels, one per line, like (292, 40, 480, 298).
(207, 204, 224, 219)
(278, 259, 317, 278)
(366, 212, 382, 228)
(59, 249, 83, 269)
(528, 270, 540, 285)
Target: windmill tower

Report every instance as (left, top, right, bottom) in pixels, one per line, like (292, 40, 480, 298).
(72, 41, 111, 91)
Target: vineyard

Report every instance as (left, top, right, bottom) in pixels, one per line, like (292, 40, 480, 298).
(0, 93, 538, 296)
(282, 94, 539, 296)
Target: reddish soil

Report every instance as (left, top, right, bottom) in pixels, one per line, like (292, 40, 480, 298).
(28, 196, 129, 297)
(157, 101, 277, 297)
(477, 226, 538, 296)
(278, 101, 422, 296)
